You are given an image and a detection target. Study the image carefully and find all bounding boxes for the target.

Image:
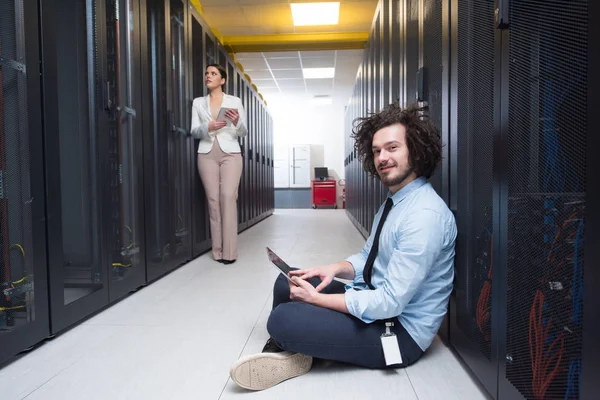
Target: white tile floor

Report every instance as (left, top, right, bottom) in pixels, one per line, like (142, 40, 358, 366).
(0, 210, 489, 400)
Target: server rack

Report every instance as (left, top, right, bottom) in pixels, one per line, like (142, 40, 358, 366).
(41, 0, 112, 334)
(142, 0, 193, 282)
(2, 0, 274, 366)
(0, 0, 49, 363)
(495, 0, 590, 398)
(449, 0, 498, 393)
(345, 0, 598, 398)
(189, 7, 210, 257)
(104, 0, 147, 302)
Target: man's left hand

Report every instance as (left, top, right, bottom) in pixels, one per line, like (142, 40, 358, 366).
(289, 276, 320, 304)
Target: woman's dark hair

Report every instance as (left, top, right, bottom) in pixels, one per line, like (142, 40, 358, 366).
(350, 102, 442, 179)
(206, 63, 227, 90)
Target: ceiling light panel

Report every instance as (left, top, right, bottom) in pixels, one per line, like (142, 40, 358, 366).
(290, 2, 340, 26)
(302, 67, 335, 79)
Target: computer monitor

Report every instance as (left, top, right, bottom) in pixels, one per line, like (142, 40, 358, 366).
(314, 167, 328, 180)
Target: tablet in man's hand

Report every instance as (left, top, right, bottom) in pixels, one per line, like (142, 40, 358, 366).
(266, 247, 298, 286)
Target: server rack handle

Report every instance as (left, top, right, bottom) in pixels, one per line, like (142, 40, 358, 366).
(495, 0, 509, 29)
(102, 79, 112, 111)
(167, 110, 174, 132)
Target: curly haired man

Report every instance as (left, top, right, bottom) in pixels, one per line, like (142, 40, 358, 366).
(229, 103, 457, 391)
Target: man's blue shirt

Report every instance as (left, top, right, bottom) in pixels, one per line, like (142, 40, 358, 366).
(345, 177, 457, 351)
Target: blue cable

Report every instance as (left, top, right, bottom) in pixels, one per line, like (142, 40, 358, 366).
(565, 358, 581, 400)
(572, 219, 584, 325)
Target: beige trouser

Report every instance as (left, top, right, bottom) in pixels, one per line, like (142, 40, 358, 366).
(197, 138, 243, 260)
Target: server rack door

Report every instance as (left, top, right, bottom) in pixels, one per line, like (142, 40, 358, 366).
(383, 0, 391, 106)
(420, 0, 446, 200)
(391, 0, 402, 105)
(241, 82, 247, 224)
(269, 114, 273, 211)
(142, 0, 191, 282)
(257, 105, 262, 217)
(241, 81, 249, 227)
(375, 14, 382, 114)
(237, 73, 247, 229)
(41, 0, 110, 333)
(499, 0, 588, 399)
(448, 0, 498, 395)
(253, 96, 259, 221)
(218, 49, 226, 69)
(368, 40, 376, 231)
(261, 107, 266, 216)
(227, 61, 234, 97)
(250, 93, 257, 222)
(104, 0, 146, 301)
(405, 0, 419, 104)
(169, 0, 192, 268)
(0, 0, 50, 363)
(254, 96, 259, 221)
(189, 12, 210, 256)
(255, 102, 260, 218)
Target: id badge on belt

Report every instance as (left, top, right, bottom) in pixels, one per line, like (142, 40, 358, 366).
(381, 321, 403, 366)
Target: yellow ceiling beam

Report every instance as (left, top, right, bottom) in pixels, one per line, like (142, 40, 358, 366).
(189, 0, 204, 17)
(222, 32, 369, 53)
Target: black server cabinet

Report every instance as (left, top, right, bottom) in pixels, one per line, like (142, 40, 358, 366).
(0, 0, 49, 364)
(405, 0, 419, 105)
(260, 102, 264, 219)
(104, 0, 147, 302)
(420, 0, 449, 202)
(448, 0, 596, 398)
(252, 94, 258, 223)
(248, 88, 256, 223)
(189, 8, 210, 257)
(583, 2, 599, 397)
(237, 73, 248, 231)
(141, 0, 192, 282)
(41, 0, 111, 333)
(498, 0, 589, 398)
(449, 0, 498, 394)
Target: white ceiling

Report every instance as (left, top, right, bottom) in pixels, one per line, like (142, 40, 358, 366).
(236, 49, 363, 105)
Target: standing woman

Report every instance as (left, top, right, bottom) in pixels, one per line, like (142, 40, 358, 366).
(190, 64, 247, 264)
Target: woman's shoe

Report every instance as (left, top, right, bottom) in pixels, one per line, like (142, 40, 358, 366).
(222, 259, 236, 265)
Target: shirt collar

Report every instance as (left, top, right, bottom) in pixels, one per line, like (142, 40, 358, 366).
(388, 176, 427, 206)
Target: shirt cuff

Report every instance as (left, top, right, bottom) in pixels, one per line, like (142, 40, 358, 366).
(345, 254, 366, 284)
(344, 289, 374, 323)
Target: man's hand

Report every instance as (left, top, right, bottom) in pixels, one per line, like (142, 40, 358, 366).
(289, 277, 320, 304)
(289, 264, 338, 292)
(288, 277, 349, 314)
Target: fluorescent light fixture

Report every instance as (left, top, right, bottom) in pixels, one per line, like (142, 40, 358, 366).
(312, 96, 332, 105)
(303, 67, 335, 79)
(290, 2, 340, 26)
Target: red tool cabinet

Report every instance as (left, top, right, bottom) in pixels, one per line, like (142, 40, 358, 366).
(311, 179, 337, 209)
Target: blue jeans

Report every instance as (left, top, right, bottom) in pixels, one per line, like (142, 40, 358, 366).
(266, 274, 424, 368)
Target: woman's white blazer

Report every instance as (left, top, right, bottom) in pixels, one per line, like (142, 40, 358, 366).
(190, 93, 248, 154)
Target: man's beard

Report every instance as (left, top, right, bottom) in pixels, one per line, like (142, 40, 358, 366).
(379, 165, 414, 188)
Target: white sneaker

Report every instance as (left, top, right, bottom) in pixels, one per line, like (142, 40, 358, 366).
(229, 351, 313, 391)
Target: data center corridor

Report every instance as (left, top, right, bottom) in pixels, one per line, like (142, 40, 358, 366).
(0, 210, 488, 400)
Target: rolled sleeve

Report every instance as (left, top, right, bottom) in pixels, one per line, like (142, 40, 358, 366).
(345, 209, 446, 323)
(345, 231, 374, 285)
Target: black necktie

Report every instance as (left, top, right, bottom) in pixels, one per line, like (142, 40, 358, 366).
(363, 198, 394, 289)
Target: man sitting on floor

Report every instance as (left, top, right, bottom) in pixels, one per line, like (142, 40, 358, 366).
(229, 102, 457, 391)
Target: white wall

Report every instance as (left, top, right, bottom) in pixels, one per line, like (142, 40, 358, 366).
(267, 93, 346, 184)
